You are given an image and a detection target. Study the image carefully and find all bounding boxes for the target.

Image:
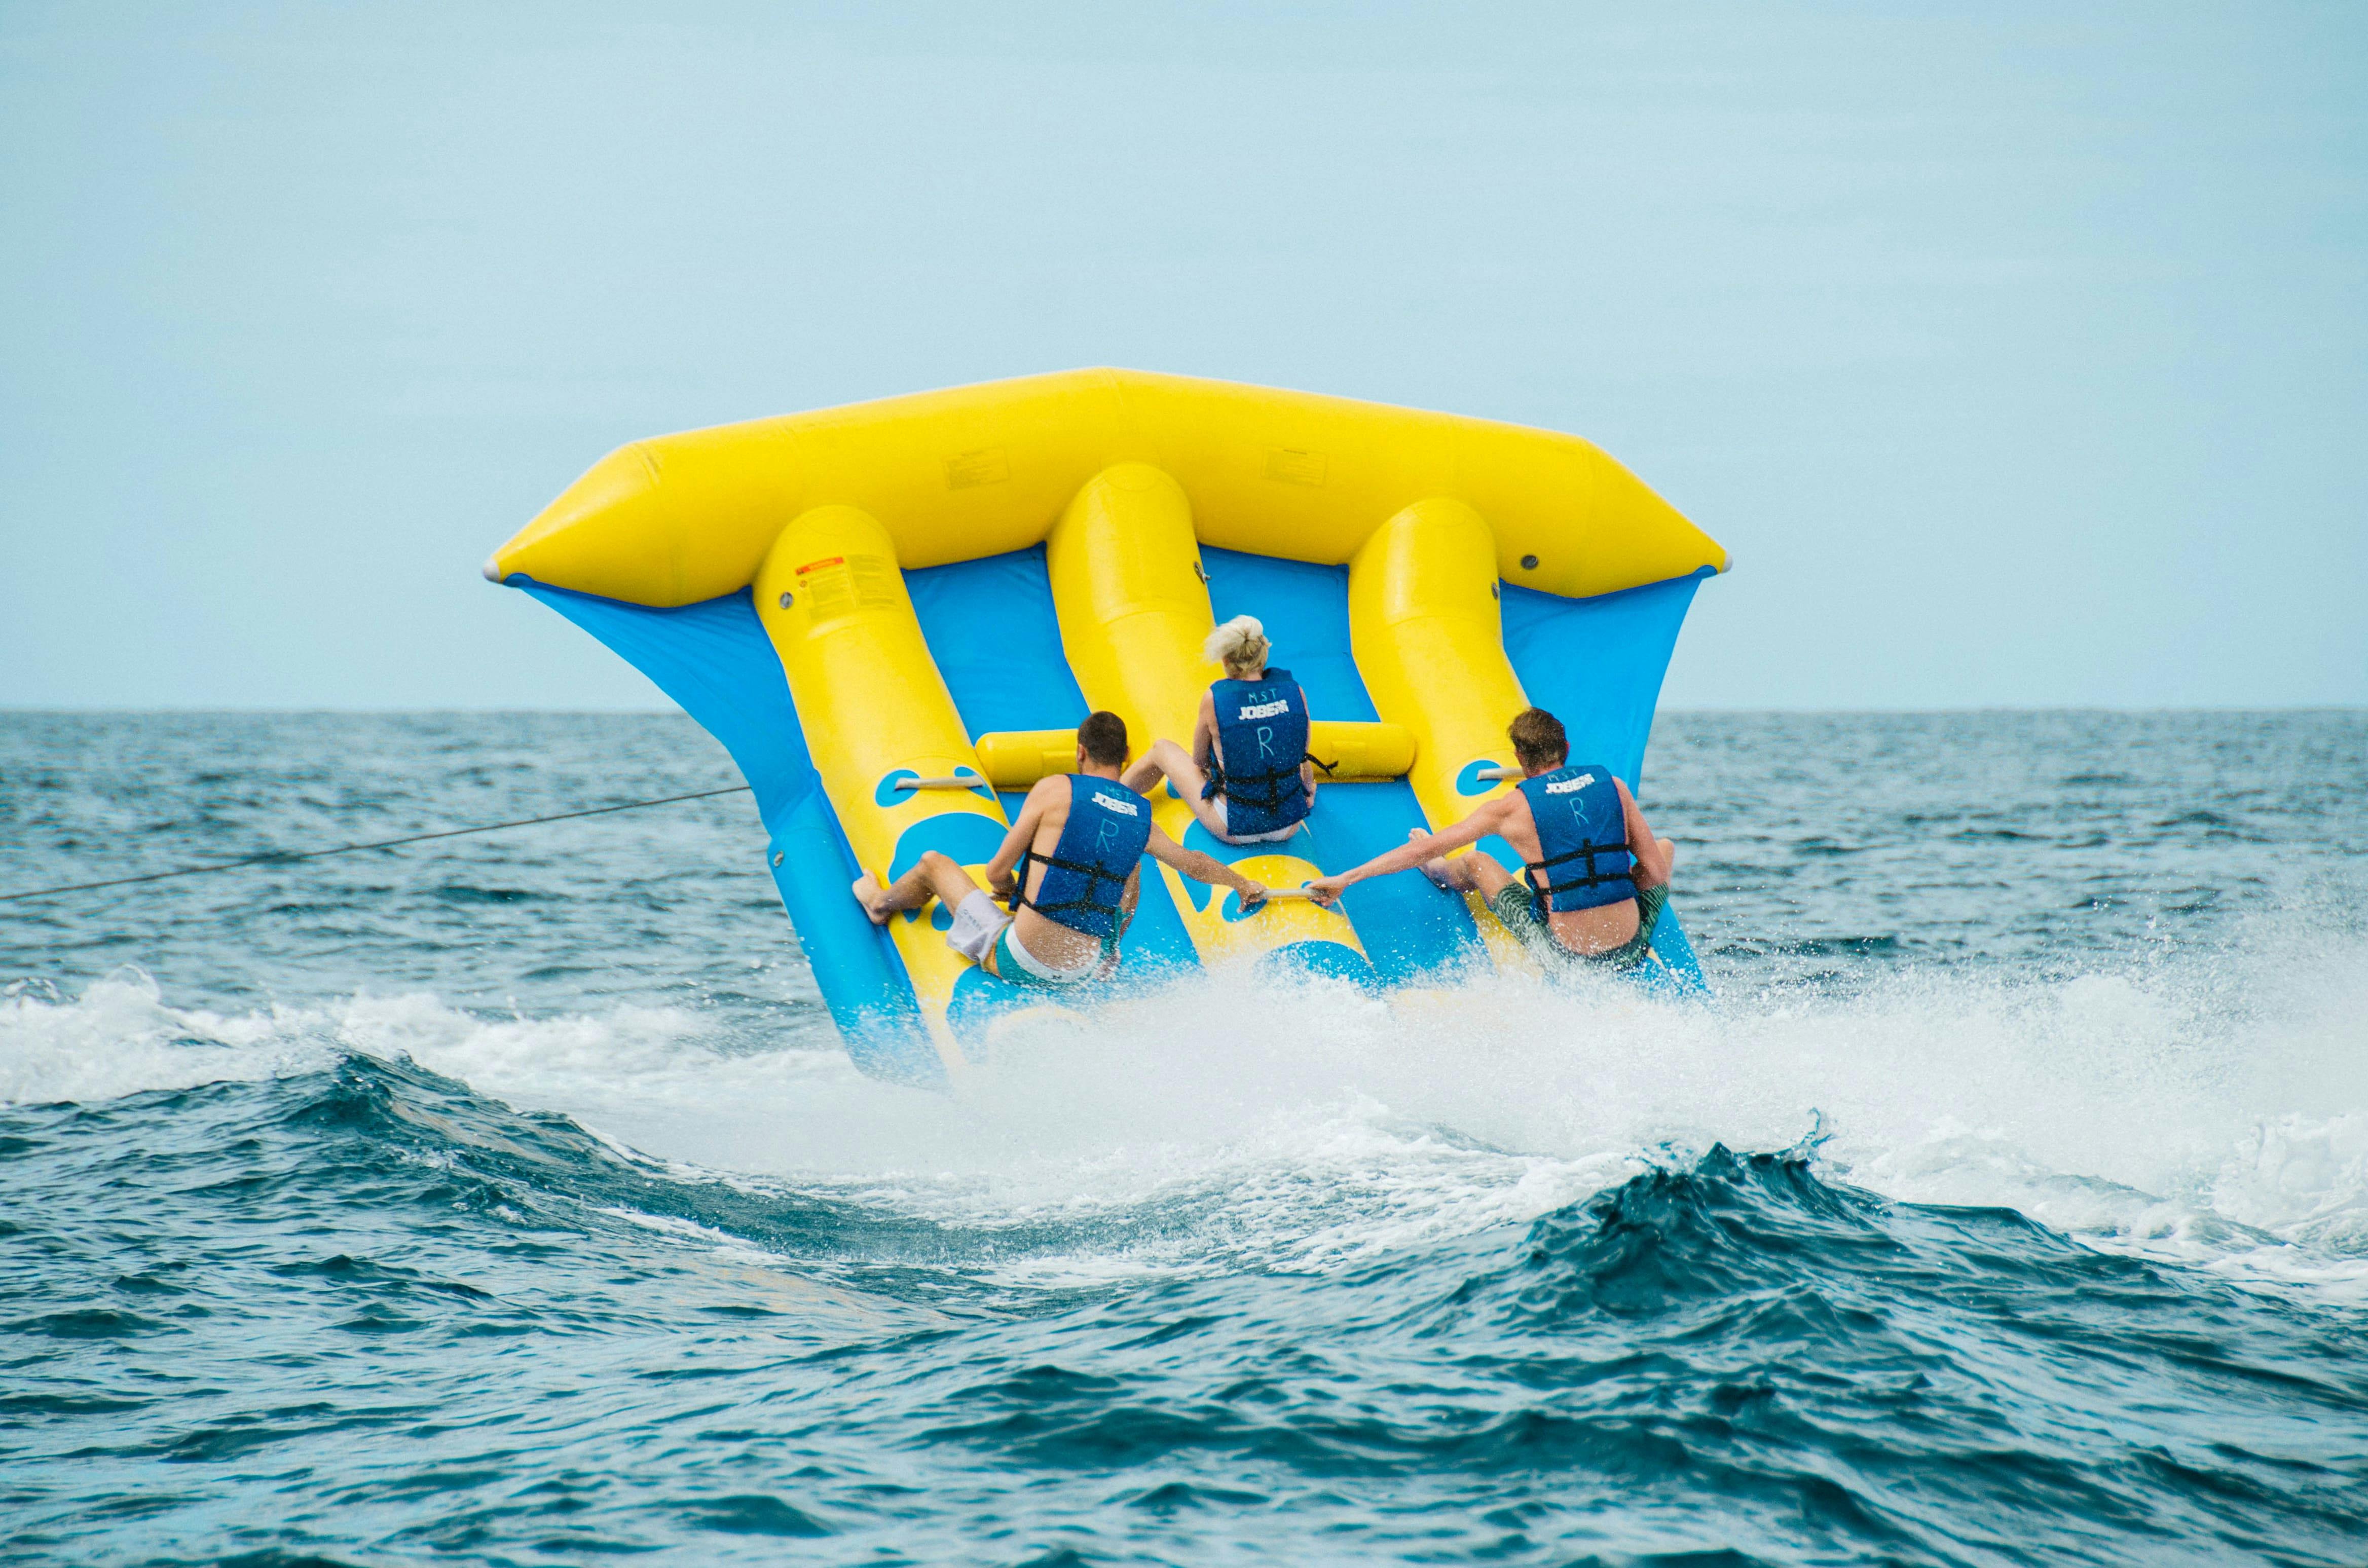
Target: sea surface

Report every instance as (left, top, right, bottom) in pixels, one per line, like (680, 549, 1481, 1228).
(4, 709, 2365, 1566)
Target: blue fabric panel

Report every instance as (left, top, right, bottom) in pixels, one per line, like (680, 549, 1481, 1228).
(514, 579, 936, 1082)
(519, 582, 814, 826)
(1500, 569, 1707, 793)
(1307, 780, 1486, 981)
(906, 544, 1090, 736)
(1646, 906, 1711, 995)
(768, 796, 939, 1084)
(1201, 548, 1379, 721)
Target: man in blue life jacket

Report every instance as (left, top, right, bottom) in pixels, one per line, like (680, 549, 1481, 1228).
(1306, 706, 1678, 973)
(1122, 615, 1319, 845)
(853, 710, 1269, 989)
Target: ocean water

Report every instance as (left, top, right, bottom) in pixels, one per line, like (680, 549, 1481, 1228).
(4, 709, 2365, 1566)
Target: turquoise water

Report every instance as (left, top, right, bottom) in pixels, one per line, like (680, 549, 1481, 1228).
(5, 711, 2365, 1564)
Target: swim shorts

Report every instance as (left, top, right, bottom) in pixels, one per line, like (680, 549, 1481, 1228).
(1207, 794, 1306, 845)
(1485, 881, 1669, 974)
(945, 890, 1103, 988)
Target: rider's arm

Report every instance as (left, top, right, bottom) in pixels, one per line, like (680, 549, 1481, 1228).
(984, 779, 1055, 890)
(1145, 825, 1266, 905)
(1307, 800, 1506, 909)
(1191, 692, 1218, 771)
(1614, 777, 1675, 890)
(1316, 796, 1512, 894)
(1117, 867, 1141, 936)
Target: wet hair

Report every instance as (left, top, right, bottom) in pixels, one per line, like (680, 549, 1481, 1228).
(1507, 707, 1568, 770)
(1077, 710, 1130, 767)
(1202, 614, 1271, 676)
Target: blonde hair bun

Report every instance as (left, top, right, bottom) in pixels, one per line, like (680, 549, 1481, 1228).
(1202, 614, 1271, 672)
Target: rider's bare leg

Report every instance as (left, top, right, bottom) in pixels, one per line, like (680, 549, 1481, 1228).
(1630, 835, 1677, 892)
(854, 850, 983, 925)
(1412, 829, 1516, 898)
(1121, 737, 1231, 837)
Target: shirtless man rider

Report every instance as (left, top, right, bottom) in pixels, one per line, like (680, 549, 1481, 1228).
(854, 710, 1267, 988)
(1306, 707, 1676, 972)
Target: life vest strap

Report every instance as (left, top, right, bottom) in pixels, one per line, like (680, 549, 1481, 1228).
(1205, 754, 1322, 811)
(1525, 840, 1633, 875)
(1523, 840, 1636, 898)
(1009, 847, 1130, 917)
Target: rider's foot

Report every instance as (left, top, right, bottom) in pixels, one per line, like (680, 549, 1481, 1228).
(852, 872, 891, 925)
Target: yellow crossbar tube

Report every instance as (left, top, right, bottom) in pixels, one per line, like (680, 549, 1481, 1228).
(974, 731, 1083, 791)
(1308, 721, 1418, 781)
(970, 723, 1414, 792)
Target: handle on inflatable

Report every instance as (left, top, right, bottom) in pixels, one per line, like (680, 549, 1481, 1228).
(895, 775, 991, 791)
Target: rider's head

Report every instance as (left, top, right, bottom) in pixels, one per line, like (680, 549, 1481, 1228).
(1076, 710, 1130, 772)
(1203, 615, 1271, 679)
(1508, 707, 1569, 774)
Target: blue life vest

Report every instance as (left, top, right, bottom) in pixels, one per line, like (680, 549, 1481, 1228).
(1516, 763, 1636, 913)
(1202, 667, 1314, 838)
(1012, 775, 1154, 941)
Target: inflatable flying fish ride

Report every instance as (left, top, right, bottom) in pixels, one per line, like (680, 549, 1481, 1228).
(485, 370, 1727, 1085)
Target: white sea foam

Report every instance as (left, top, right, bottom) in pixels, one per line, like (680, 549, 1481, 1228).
(0, 970, 339, 1105)
(6, 930, 2365, 1291)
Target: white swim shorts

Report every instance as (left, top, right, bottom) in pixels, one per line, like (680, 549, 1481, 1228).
(945, 890, 1101, 984)
(1207, 795, 1305, 845)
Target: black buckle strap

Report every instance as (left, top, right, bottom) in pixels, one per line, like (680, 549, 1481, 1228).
(1219, 753, 1323, 811)
(1524, 840, 1634, 894)
(1009, 847, 1129, 917)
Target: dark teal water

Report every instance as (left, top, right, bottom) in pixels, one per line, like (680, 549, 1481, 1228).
(5, 711, 2365, 1565)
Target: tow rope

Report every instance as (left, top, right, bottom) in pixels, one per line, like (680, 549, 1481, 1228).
(0, 786, 754, 904)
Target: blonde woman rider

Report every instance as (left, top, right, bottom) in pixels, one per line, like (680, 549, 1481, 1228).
(1122, 615, 1318, 845)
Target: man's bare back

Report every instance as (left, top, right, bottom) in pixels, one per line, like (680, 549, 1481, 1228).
(1414, 779, 1673, 954)
(991, 778, 1137, 970)
(852, 715, 1265, 986)
(1306, 707, 1675, 962)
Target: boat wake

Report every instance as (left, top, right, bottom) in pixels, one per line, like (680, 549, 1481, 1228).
(8, 919, 2365, 1292)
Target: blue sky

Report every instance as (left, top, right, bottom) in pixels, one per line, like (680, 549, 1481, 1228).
(3, 2, 2361, 709)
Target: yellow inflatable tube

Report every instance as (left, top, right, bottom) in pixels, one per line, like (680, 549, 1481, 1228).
(487, 369, 1725, 604)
